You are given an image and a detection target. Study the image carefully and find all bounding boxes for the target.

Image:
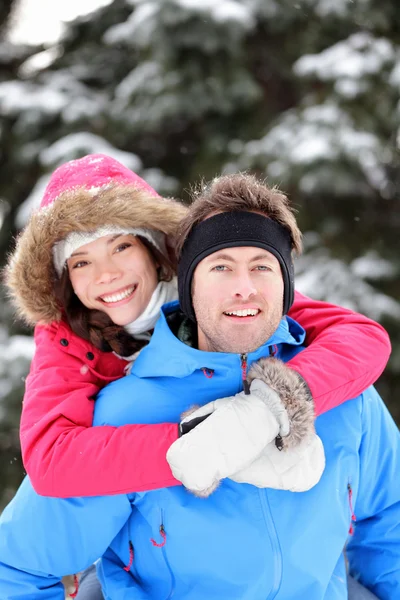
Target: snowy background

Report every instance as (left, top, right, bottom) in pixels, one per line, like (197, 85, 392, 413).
(0, 0, 399, 509)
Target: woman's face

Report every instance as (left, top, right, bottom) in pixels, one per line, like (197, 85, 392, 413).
(67, 234, 159, 326)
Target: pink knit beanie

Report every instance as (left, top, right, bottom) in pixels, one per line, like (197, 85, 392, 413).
(41, 153, 159, 208)
(44, 154, 166, 275)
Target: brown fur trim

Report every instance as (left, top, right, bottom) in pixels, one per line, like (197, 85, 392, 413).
(248, 357, 314, 449)
(5, 184, 187, 325)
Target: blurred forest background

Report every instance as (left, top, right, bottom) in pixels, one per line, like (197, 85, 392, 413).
(0, 0, 399, 511)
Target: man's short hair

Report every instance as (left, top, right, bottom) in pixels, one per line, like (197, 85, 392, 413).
(176, 173, 302, 258)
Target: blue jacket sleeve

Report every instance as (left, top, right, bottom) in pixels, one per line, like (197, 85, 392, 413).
(0, 562, 65, 600)
(346, 387, 400, 600)
(0, 476, 132, 599)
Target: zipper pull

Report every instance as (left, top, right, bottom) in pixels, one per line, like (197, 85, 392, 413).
(240, 353, 250, 395)
(123, 541, 134, 571)
(347, 483, 357, 535)
(150, 524, 167, 547)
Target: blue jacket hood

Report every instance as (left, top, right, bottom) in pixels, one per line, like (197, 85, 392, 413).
(133, 300, 305, 379)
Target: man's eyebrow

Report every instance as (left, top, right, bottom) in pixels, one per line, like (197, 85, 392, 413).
(207, 251, 273, 262)
(250, 253, 274, 262)
(69, 234, 123, 258)
(207, 252, 235, 262)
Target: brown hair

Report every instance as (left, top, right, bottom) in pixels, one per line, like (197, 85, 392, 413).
(175, 173, 302, 257)
(54, 237, 176, 356)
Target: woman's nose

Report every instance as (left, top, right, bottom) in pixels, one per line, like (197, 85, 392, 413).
(94, 261, 123, 285)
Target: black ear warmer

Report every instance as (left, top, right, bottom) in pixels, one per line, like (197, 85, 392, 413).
(178, 211, 295, 322)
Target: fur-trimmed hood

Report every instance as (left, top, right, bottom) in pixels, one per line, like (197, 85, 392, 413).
(5, 184, 187, 325)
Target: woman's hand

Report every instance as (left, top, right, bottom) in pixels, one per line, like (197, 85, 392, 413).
(167, 381, 282, 497)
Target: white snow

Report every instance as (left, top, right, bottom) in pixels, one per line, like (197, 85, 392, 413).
(0, 336, 35, 404)
(105, 0, 254, 47)
(8, 0, 114, 45)
(389, 60, 400, 89)
(15, 175, 50, 229)
(104, 3, 158, 47)
(0, 81, 68, 116)
(294, 33, 395, 82)
(0, 337, 35, 362)
(295, 240, 400, 321)
(19, 47, 63, 76)
(39, 134, 142, 172)
(237, 102, 386, 195)
(313, 0, 355, 18)
(351, 252, 397, 281)
(114, 62, 166, 99)
(174, 0, 254, 26)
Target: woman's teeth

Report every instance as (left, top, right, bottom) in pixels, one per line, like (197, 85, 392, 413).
(224, 309, 259, 317)
(101, 286, 136, 304)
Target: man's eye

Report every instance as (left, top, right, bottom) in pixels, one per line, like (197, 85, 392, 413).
(254, 265, 271, 271)
(212, 265, 227, 271)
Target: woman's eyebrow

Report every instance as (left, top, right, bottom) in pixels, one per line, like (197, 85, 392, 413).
(107, 234, 123, 245)
(70, 234, 124, 258)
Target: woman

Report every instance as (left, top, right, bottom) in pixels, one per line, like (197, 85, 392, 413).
(0, 154, 390, 599)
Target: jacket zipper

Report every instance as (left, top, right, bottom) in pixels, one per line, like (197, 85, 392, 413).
(240, 353, 250, 394)
(151, 509, 175, 599)
(240, 346, 274, 395)
(161, 533, 175, 600)
(259, 490, 282, 600)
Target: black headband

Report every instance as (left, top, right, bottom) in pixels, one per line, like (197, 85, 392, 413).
(178, 211, 295, 322)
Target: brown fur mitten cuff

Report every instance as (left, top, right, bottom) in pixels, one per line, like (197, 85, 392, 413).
(248, 357, 314, 450)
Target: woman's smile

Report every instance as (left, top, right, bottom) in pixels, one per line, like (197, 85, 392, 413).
(98, 284, 138, 306)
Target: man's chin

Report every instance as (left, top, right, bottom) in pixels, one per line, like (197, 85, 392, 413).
(215, 337, 263, 355)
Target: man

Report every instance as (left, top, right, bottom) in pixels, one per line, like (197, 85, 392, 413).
(91, 174, 399, 598)
(0, 174, 398, 600)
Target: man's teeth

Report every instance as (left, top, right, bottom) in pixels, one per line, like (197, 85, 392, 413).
(224, 309, 259, 317)
(101, 286, 136, 304)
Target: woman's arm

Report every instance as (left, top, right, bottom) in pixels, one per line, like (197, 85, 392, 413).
(288, 291, 391, 415)
(21, 324, 179, 498)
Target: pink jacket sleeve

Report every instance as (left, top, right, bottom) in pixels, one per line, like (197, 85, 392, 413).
(21, 324, 180, 498)
(288, 291, 391, 416)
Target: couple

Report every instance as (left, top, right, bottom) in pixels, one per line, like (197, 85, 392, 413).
(0, 154, 398, 599)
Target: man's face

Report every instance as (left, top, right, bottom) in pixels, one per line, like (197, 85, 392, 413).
(192, 246, 284, 353)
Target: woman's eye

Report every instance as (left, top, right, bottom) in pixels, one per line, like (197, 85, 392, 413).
(72, 261, 89, 269)
(115, 243, 132, 253)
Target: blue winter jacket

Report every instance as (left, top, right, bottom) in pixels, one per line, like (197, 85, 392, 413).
(0, 302, 399, 600)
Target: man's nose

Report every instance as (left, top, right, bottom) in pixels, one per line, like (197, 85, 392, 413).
(232, 272, 257, 300)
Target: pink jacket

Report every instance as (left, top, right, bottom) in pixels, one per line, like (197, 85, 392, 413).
(20, 291, 391, 497)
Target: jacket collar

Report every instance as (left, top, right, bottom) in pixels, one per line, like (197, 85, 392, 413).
(133, 300, 305, 379)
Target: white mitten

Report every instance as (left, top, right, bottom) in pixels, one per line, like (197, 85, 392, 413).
(167, 381, 283, 497)
(250, 379, 290, 438)
(231, 434, 325, 492)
